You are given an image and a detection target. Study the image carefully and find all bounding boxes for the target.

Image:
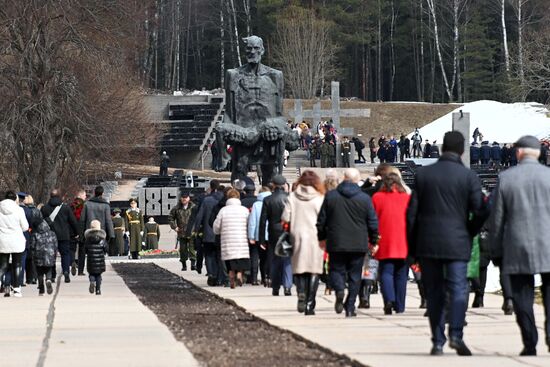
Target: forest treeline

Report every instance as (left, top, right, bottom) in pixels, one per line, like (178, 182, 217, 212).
(138, 0, 550, 104)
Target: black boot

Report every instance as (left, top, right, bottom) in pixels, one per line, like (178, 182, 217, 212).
(305, 275, 319, 316)
(472, 293, 484, 308)
(295, 275, 306, 313)
(38, 279, 45, 295)
(418, 280, 427, 308)
(190, 260, 196, 271)
(371, 282, 379, 294)
(384, 301, 394, 315)
(64, 272, 70, 283)
(502, 298, 514, 315)
(358, 284, 371, 309)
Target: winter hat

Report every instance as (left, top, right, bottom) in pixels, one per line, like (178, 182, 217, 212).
(90, 220, 101, 230)
(515, 135, 540, 150)
(271, 175, 287, 186)
(442, 131, 465, 155)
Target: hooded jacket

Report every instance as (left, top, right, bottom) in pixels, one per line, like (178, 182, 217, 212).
(85, 228, 108, 274)
(213, 198, 250, 261)
(282, 185, 325, 274)
(41, 196, 79, 241)
(0, 199, 29, 253)
(30, 220, 58, 267)
(317, 181, 379, 253)
(248, 191, 271, 241)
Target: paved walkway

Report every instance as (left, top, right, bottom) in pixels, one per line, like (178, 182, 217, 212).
(153, 258, 550, 367)
(0, 263, 199, 367)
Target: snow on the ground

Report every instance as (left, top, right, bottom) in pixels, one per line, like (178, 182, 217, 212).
(412, 100, 550, 144)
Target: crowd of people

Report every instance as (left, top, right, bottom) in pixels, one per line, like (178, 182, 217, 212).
(2, 131, 550, 357)
(0, 186, 165, 297)
(176, 131, 550, 357)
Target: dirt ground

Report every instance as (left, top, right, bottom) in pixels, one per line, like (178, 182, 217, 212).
(114, 263, 363, 367)
(283, 99, 460, 140)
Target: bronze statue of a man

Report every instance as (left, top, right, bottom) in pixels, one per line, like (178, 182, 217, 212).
(215, 35, 298, 184)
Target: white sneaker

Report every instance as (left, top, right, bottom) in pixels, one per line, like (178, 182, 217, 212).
(12, 287, 22, 298)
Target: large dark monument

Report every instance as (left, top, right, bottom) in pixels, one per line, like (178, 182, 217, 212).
(215, 36, 299, 184)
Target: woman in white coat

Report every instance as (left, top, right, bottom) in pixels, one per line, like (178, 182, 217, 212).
(0, 191, 30, 297)
(213, 189, 250, 288)
(282, 171, 325, 315)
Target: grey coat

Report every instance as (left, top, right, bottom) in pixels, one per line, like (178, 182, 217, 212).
(80, 197, 115, 239)
(490, 157, 550, 275)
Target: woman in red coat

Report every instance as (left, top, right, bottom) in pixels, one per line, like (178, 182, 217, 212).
(372, 172, 411, 314)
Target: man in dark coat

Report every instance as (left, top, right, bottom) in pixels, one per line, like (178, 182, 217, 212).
(490, 136, 550, 356)
(80, 186, 115, 241)
(423, 140, 432, 158)
(42, 189, 79, 283)
(194, 180, 224, 285)
(491, 142, 502, 166)
(540, 143, 549, 165)
(470, 143, 480, 165)
(408, 131, 482, 356)
(317, 168, 379, 317)
(480, 141, 491, 164)
(259, 175, 292, 296)
(159, 151, 170, 176)
(353, 137, 366, 163)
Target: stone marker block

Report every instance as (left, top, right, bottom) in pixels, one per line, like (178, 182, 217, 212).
(452, 111, 470, 168)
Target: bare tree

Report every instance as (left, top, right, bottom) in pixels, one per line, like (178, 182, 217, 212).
(273, 7, 335, 99)
(510, 26, 550, 104)
(0, 0, 158, 201)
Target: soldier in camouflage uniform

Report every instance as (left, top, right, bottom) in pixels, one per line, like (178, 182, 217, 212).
(169, 192, 197, 271)
(320, 139, 331, 168)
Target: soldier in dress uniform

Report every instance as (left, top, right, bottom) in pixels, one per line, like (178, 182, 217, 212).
(169, 192, 197, 271)
(341, 136, 352, 167)
(144, 217, 160, 250)
(125, 198, 144, 259)
(111, 208, 126, 256)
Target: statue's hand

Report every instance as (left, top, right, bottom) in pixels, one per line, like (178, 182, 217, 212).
(263, 127, 280, 142)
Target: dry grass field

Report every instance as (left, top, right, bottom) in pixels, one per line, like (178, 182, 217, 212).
(283, 99, 461, 139)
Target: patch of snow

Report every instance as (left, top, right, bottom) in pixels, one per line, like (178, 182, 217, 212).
(411, 100, 550, 144)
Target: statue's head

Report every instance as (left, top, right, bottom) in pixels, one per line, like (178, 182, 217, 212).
(243, 36, 264, 64)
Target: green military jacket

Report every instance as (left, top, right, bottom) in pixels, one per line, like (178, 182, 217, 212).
(168, 201, 196, 238)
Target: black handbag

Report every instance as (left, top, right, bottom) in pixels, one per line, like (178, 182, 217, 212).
(274, 231, 293, 257)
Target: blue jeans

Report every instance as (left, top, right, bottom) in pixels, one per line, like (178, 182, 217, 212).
(89, 274, 102, 288)
(420, 258, 468, 346)
(379, 259, 408, 313)
(329, 252, 365, 313)
(271, 255, 292, 291)
(203, 242, 218, 279)
(18, 249, 27, 285)
(58, 240, 72, 274)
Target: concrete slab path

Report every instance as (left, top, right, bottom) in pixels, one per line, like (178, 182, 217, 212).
(0, 262, 199, 367)
(154, 258, 550, 367)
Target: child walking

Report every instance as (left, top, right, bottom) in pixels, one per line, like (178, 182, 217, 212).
(29, 218, 58, 296)
(85, 220, 108, 295)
